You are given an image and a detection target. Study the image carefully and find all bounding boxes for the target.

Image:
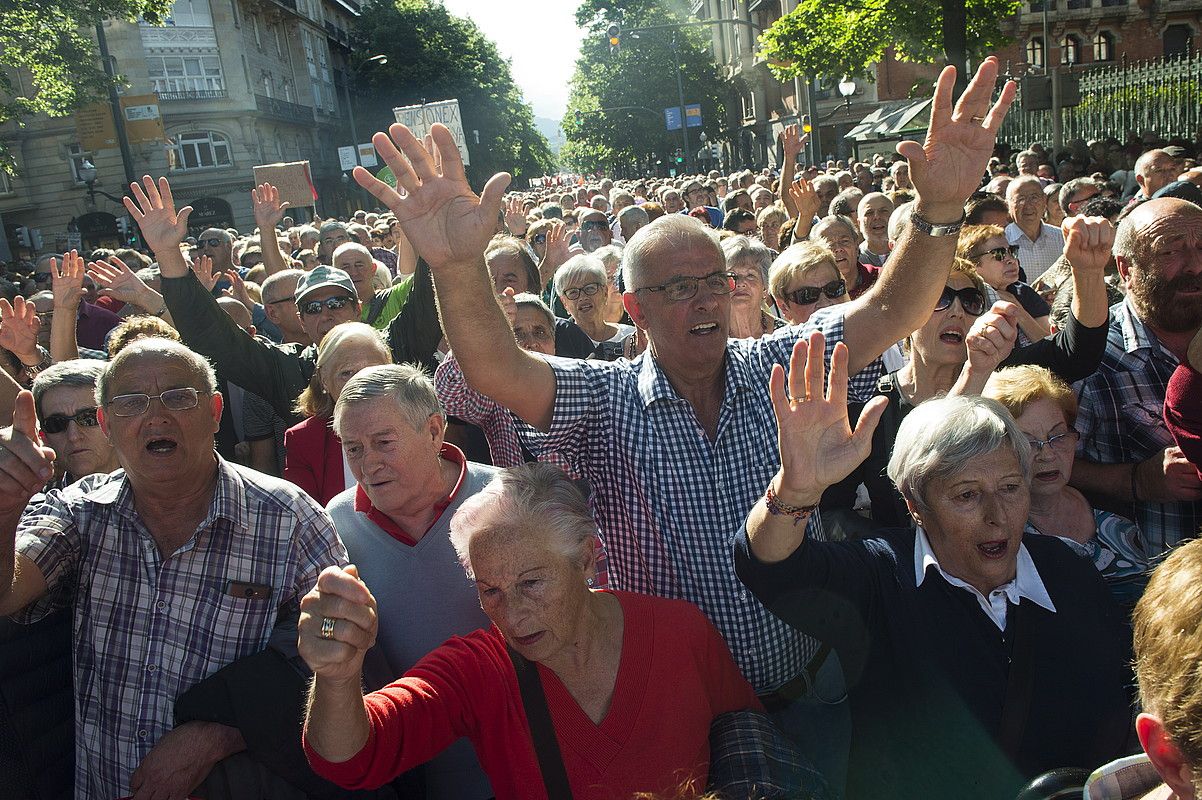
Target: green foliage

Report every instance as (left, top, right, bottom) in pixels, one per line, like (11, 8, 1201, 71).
(759, 0, 1020, 82)
(562, 0, 730, 174)
(0, 0, 170, 136)
(354, 0, 555, 187)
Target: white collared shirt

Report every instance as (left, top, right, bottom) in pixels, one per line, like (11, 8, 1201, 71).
(914, 527, 1057, 631)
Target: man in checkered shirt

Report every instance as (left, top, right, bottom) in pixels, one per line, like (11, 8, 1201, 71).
(353, 60, 1016, 787)
(0, 337, 346, 800)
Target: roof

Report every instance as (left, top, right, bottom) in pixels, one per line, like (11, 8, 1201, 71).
(844, 97, 932, 141)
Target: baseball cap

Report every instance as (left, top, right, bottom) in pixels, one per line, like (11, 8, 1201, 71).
(1153, 179, 1202, 207)
(295, 265, 357, 304)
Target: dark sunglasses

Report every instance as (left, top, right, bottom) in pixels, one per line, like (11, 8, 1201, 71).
(972, 245, 1020, 262)
(580, 220, 608, 232)
(935, 285, 987, 316)
(33, 272, 52, 282)
(198, 237, 224, 248)
(299, 294, 355, 316)
(42, 407, 99, 434)
(784, 278, 846, 306)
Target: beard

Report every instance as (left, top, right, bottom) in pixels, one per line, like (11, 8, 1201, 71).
(1129, 266, 1202, 333)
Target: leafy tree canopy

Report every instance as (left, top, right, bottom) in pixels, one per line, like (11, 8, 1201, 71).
(562, 0, 729, 175)
(354, 0, 554, 187)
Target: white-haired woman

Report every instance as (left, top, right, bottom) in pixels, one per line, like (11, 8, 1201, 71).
(553, 254, 633, 360)
(721, 235, 782, 339)
(299, 462, 759, 799)
(734, 333, 1131, 800)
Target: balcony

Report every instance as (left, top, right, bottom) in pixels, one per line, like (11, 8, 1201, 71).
(156, 89, 228, 102)
(255, 94, 314, 124)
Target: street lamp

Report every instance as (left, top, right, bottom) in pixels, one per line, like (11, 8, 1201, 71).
(343, 54, 388, 169)
(78, 160, 126, 204)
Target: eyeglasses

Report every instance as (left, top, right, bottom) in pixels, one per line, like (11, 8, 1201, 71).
(580, 220, 608, 233)
(972, 245, 1020, 262)
(41, 407, 99, 434)
(563, 282, 604, 301)
(784, 278, 846, 306)
(732, 271, 764, 286)
(635, 271, 736, 302)
(532, 233, 548, 245)
(1026, 430, 1080, 454)
(1067, 192, 1101, 210)
(265, 294, 296, 305)
(198, 238, 225, 249)
(299, 294, 355, 316)
(106, 388, 202, 417)
(935, 285, 987, 316)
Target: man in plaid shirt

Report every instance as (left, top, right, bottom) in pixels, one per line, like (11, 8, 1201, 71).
(0, 336, 346, 800)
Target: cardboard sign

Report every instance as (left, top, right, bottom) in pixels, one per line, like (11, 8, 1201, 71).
(392, 99, 469, 166)
(338, 145, 357, 171)
(356, 143, 378, 168)
(120, 95, 166, 145)
(76, 103, 118, 151)
(253, 161, 317, 208)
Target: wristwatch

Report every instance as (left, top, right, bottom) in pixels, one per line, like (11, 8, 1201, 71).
(909, 210, 966, 237)
(18, 347, 51, 385)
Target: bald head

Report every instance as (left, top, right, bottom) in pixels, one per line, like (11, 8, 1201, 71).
(1136, 149, 1182, 198)
(1115, 197, 1202, 265)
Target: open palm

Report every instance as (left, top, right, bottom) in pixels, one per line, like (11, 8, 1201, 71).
(0, 297, 39, 361)
(123, 176, 191, 255)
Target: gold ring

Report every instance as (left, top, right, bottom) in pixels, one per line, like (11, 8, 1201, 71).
(970, 115, 986, 122)
(320, 617, 336, 640)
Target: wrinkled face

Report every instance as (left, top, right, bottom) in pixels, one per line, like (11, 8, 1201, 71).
(339, 400, 444, 517)
(1014, 397, 1077, 501)
(513, 306, 556, 356)
(578, 213, 612, 253)
(487, 251, 532, 294)
(892, 164, 911, 189)
(1140, 155, 1180, 197)
(560, 274, 608, 325)
(319, 339, 391, 404)
(39, 385, 118, 478)
(97, 351, 222, 488)
(816, 224, 858, 284)
(1007, 182, 1047, 227)
(859, 196, 894, 242)
(298, 286, 362, 343)
(198, 229, 233, 268)
(319, 227, 351, 261)
(1065, 184, 1103, 216)
(1124, 206, 1202, 333)
(334, 249, 375, 297)
(663, 192, 684, 214)
(815, 183, 838, 216)
(760, 218, 782, 244)
(752, 192, 773, 211)
(776, 262, 845, 326)
(909, 446, 1030, 597)
(911, 272, 980, 365)
(970, 235, 1021, 289)
(469, 524, 593, 663)
(728, 257, 766, 311)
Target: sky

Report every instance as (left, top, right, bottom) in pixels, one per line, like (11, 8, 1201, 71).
(439, 0, 585, 122)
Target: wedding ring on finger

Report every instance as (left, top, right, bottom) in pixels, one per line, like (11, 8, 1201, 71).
(320, 616, 336, 641)
(970, 115, 986, 122)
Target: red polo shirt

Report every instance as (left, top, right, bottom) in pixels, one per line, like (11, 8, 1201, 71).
(353, 443, 468, 546)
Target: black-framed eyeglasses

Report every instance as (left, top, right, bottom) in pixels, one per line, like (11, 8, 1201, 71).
(972, 245, 1020, 262)
(198, 238, 224, 249)
(580, 220, 608, 232)
(784, 278, 846, 306)
(1067, 192, 1101, 210)
(1026, 430, 1080, 453)
(265, 294, 296, 305)
(935, 285, 987, 316)
(563, 282, 604, 301)
(41, 407, 99, 434)
(532, 233, 548, 245)
(299, 294, 355, 316)
(635, 271, 736, 302)
(106, 388, 202, 417)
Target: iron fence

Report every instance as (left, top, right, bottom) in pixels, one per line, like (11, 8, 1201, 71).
(997, 51, 1202, 147)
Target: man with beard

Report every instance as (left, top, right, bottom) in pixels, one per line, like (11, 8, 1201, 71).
(1073, 197, 1202, 567)
(577, 208, 613, 253)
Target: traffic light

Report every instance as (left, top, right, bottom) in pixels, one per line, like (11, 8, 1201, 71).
(801, 114, 812, 135)
(607, 24, 621, 56)
(674, 148, 684, 165)
(15, 226, 31, 249)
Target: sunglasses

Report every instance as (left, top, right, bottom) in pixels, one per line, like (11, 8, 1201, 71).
(784, 278, 846, 306)
(198, 238, 225, 249)
(972, 245, 1020, 262)
(299, 294, 355, 316)
(935, 285, 987, 316)
(41, 407, 99, 434)
(580, 220, 608, 232)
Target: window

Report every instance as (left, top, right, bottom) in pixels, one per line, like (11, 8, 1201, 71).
(1093, 31, 1115, 61)
(261, 73, 272, 98)
(302, 28, 336, 113)
(1027, 37, 1045, 69)
(171, 131, 232, 171)
(275, 25, 284, 57)
(251, 14, 261, 46)
(1061, 34, 1081, 65)
(165, 0, 213, 27)
(1164, 24, 1192, 58)
(741, 92, 755, 121)
(148, 55, 224, 93)
(0, 169, 12, 194)
(67, 143, 93, 184)
(281, 79, 294, 103)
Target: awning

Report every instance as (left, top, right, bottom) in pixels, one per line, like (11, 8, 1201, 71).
(844, 97, 933, 141)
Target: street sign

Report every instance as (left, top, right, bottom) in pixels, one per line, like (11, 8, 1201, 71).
(356, 143, 378, 168)
(664, 106, 683, 131)
(393, 99, 470, 166)
(338, 146, 357, 171)
(685, 104, 702, 128)
(120, 95, 165, 145)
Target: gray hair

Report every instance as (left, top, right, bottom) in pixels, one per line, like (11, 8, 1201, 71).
(261, 268, 304, 305)
(32, 359, 106, 420)
(811, 215, 860, 243)
(448, 462, 597, 580)
(887, 395, 1032, 512)
(333, 363, 442, 437)
(319, 221, 349, 238)
(97, 338, 217, 405)
(721, 235, 774, 284)
(617, 204, 649, 229)
(622, 214, 720, 291)
(553, 254, 608, 297)
(513, 292, 555, 329)
(887, 200, 916, 243)
(591, 243, 625, 275)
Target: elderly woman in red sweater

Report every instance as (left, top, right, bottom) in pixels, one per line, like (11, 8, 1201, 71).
(299, 462, 759, 799)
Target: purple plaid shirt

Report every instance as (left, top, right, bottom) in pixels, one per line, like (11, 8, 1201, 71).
(13, 458, 347, 800)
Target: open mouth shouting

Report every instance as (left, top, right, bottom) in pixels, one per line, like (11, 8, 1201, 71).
(145, 436, 178, 455)
(977, 539, 1009, 559)
(939, 326, 965, 345)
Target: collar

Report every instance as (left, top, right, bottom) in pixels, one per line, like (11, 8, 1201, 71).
(353, 443, 467, 546)
(83, 456, 246, 537)
(635, 344, 755, 410)
(1006, 221, 1051, 243)
(1084, 754, 1168, 800)
(1117, 299, 1179, 365)
(913, 527, 1056, 631)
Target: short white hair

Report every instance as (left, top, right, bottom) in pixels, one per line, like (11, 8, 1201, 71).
(621, 214, 720, 291)
(553, 254, 608, 297)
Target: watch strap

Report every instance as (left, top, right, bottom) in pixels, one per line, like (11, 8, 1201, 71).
(910, 210, 966, 237)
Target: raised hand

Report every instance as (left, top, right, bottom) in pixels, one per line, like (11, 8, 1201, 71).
(123, 175, 191, 255)
(498, 286, 518, 327)
(298, 565, 378, 684)
(251, 182, 290, 231)
(224, 269, 255, 311)
(897, 57, 1017, 217)
(504, 195, 528, 235)
(87, 256, 158, 311)
(785, 177, 820, 221)
(782, 124, 808, 161)
(0, 392, 55, 517)
(0, 297, 39, 364)
(540, 219, 570, 275)
(51, 251, 86, 311)
(1063, 215, 1115, 276)
(352, 123, 510, 269)
(960, 301, 1020, 393)
(770, 331, 888, 504)
(193, 254, 219, 293)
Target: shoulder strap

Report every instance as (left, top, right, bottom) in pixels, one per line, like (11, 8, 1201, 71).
(507, 645, 574, 800)
(363, 290, 389, 326)
(998, 600, 1037, 759)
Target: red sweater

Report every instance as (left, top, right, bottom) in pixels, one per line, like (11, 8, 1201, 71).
(304, 591, 760, 799)
(1165, 360, 1202, 477)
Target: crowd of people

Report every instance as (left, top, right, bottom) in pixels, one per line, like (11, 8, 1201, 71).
(3, 55, 1202, 800)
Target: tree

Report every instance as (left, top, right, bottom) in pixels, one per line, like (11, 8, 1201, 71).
(0, 0, 171, 158)
(758, 0, 1019, 92)
(562, 0, 730, 176)
(353, 0, 555, 188)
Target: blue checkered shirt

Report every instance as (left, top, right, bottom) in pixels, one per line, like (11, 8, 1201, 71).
(1074, 299, 1200, 563)
(12, 458, 348, 800)
(520, 307, 882, 692)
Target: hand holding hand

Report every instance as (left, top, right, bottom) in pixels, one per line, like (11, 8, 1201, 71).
(123, 176, 191, 255)
(251, 182, 289, 231)
(298, 565, 378, 685)
(51, 251, 86, 311)
(964, 301, 1019, 376)
(0, 297, 40, 363)
(0, 392, 55, 517)
(1063, 215, 1115, 277)
(1136, 446, 1202, 503)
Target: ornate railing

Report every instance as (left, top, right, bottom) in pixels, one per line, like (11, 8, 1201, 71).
(155, 89, 228, 102)
(254, 94, 315, 124)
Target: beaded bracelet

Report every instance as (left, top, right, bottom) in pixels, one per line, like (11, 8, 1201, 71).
(765, 483, 818, 526)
